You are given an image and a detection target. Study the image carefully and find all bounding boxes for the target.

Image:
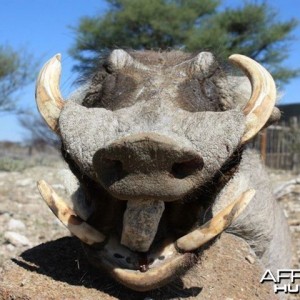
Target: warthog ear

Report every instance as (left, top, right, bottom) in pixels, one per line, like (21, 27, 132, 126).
(35, 54, 64, 134)
(109, 49, 135, 70)
(229, 54, 277, 144)
(108, 49, 149, 72)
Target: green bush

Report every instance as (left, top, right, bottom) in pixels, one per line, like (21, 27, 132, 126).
(0, 154, 64, 172)
(0, 157, 32, 172)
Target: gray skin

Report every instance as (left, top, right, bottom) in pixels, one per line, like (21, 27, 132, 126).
(58, 50, 291, 291)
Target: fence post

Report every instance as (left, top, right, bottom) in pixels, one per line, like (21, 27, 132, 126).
(260, 129, 267, 163)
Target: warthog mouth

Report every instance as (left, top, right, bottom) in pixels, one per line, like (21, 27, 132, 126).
(83, 235, 194, 291)
(37, 180, 254, 291)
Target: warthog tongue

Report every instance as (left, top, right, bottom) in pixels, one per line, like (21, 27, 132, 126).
(121, 200, 165, 252)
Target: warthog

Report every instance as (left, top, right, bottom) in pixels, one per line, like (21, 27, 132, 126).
(35, 50, 291, 293)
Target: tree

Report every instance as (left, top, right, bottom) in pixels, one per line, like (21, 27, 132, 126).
(19, 113, 60, 149)
(70, 0, 299, 85)
(185, 2, 299, 85)
(0, 45, 36, 114)
(0, 46, 57, 149)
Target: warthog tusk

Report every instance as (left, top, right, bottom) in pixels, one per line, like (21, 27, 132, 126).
(35, 54, 64, 133)
(175, 189, 256, 252)
(229, 54, 276, 143)
(37, 180, 106, 245)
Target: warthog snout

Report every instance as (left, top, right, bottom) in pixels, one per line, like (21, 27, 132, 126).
(93, 133, 204, 201)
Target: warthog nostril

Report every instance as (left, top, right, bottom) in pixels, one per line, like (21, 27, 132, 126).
(100, 158, 127, 184)
(171, 157, 204, 179)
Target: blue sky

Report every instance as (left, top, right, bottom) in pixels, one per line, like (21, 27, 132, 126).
(0, 0, 299, 142)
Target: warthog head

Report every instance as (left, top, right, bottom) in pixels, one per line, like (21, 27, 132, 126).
(35, 50, 278, 291)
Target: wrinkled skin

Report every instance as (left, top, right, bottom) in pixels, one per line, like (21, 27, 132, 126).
(37, 50, 291, 293)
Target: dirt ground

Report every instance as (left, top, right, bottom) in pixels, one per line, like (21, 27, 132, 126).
(0, 157, 300, 299)
(0, 160, 69, 267)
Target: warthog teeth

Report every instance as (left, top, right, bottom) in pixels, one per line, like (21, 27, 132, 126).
(37, 180, 106, 245)
(175, 189, 256, 252)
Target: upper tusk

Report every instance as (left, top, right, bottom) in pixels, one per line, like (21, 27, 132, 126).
(229, 54, 276, 143)
(37, 180, 106, 245)
(35, 54, 64, 134)
(175, 189, 255, 252)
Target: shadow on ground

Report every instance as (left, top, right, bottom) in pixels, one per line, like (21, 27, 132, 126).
(13, 237, 201, 300)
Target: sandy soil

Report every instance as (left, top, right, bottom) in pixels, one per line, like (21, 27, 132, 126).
(0, 161, 299, 299)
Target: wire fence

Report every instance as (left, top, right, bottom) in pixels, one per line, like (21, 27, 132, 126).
(250, 121, 300, 171)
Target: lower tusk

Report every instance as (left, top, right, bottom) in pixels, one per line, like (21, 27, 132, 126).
(175, 189, 255, 252)
(37, 180, 106, 245)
